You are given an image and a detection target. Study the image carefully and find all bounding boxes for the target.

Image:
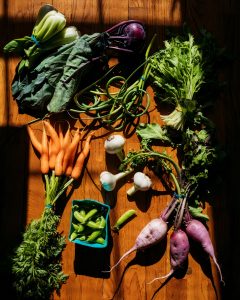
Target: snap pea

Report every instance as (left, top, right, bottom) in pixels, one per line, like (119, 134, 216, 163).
(95, 237, 105, 244)
(79, 209, 86, 217)
(86, 220, 105, 230)
(72, 223, 85, 232)
(73, 211, 85, 223)
(77, 235, 86, 241)
(96, 216, 106, 227)
(86, 230, 102, 242)
(112, 209, 137, 232)
(70, 231, 78, 241)
(83, 208, 98, 222)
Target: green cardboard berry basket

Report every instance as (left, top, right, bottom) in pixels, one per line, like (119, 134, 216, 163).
(68, 199, 110, 248)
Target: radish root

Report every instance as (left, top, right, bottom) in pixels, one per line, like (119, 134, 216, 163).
(147, 269, 174, 284)
(102, 246, 136, 273)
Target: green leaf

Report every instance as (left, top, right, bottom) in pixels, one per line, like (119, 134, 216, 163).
(188, 205, 209, 221)
(136, 123, 172, 143)
(11, 208, 68, 299)
(3, 36, 32, 55)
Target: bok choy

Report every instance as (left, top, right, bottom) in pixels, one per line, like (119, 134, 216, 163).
(3, 4, 79, 74)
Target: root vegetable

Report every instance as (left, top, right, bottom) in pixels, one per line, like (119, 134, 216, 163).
(100, 169, 132, 191)
(70, 131, 95, 180)
(40, 123, 49, 174)
(62, 128, 81, 173)
(185, 218, 224, 284)
(104, 134, 126, 160)
(43, 120, 60, 169)
(127, 172, 152, 196)
(148, 229, 190, 283)
(104, 217, 168, 272)
(27, 126, 42, 154)
(54, 149, 65, 176)
(62, 127, 71, 150)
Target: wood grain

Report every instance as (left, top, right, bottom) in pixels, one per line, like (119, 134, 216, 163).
(1, 0, 239, 299)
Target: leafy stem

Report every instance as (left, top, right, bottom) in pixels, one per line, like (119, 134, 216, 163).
(120, 149, 182, 194)
(44, 171, 74, 206)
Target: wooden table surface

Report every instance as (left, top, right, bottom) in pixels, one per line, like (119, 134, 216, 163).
(0, 1, 239, 299)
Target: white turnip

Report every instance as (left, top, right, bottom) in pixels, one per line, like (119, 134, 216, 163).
(185, 218, 224, 284)
(148, 229, 190, 283)
(104, 217, 168, 272)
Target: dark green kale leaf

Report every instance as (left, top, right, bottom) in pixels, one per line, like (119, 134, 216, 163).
(11, 33, 108, 117)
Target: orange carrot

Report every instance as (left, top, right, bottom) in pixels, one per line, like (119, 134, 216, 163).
(43, 120, 61, 170)
(27, 126, 42, 154)
(62, 128, 81, 173)
(40, 123, 49, 174)
(58, 123, 64, 147)
(54, 150, 65, 176)
(54, 127, 71, 176)
(64, 128, 77, 176)
(65, 164, 74, 177)
(62, 127, 71, 151)
(71, 131, 95, 180)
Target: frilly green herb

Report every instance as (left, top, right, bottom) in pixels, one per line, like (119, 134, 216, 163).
(11, 172, 74, 299)
(12, 208, 68, 300)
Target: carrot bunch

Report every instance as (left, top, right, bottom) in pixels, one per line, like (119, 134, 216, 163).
(27, 120, 94, 205)
(27, 120, 94, 178)
(12, 120, 95, 300)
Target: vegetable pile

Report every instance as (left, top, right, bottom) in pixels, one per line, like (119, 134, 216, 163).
(11, 120, 94, 299)
(3, 4, 79, 75)
(3, 3, 227, 298)
(4, 5, 147, 118)
(101, 32, 225, 284)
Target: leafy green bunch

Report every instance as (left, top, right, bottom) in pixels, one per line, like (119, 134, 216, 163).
(11, 171, 74, 299)
(118, 30, 224, 222)
(12, 208, 68, 300)
(149, 31, 222, 131)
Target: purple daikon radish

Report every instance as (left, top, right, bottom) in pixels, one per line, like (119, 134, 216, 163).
(185, 217, 224, 284)
(104, 217, 168, 272)
(148, 229, 190, 283)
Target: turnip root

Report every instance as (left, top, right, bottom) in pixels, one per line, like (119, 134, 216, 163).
(104, 217, 168, 272)
(148, 229, 190, 284)
(185, 218, 224, 284)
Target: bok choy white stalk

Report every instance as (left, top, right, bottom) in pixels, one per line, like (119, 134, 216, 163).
(3, 4, 79, 73)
